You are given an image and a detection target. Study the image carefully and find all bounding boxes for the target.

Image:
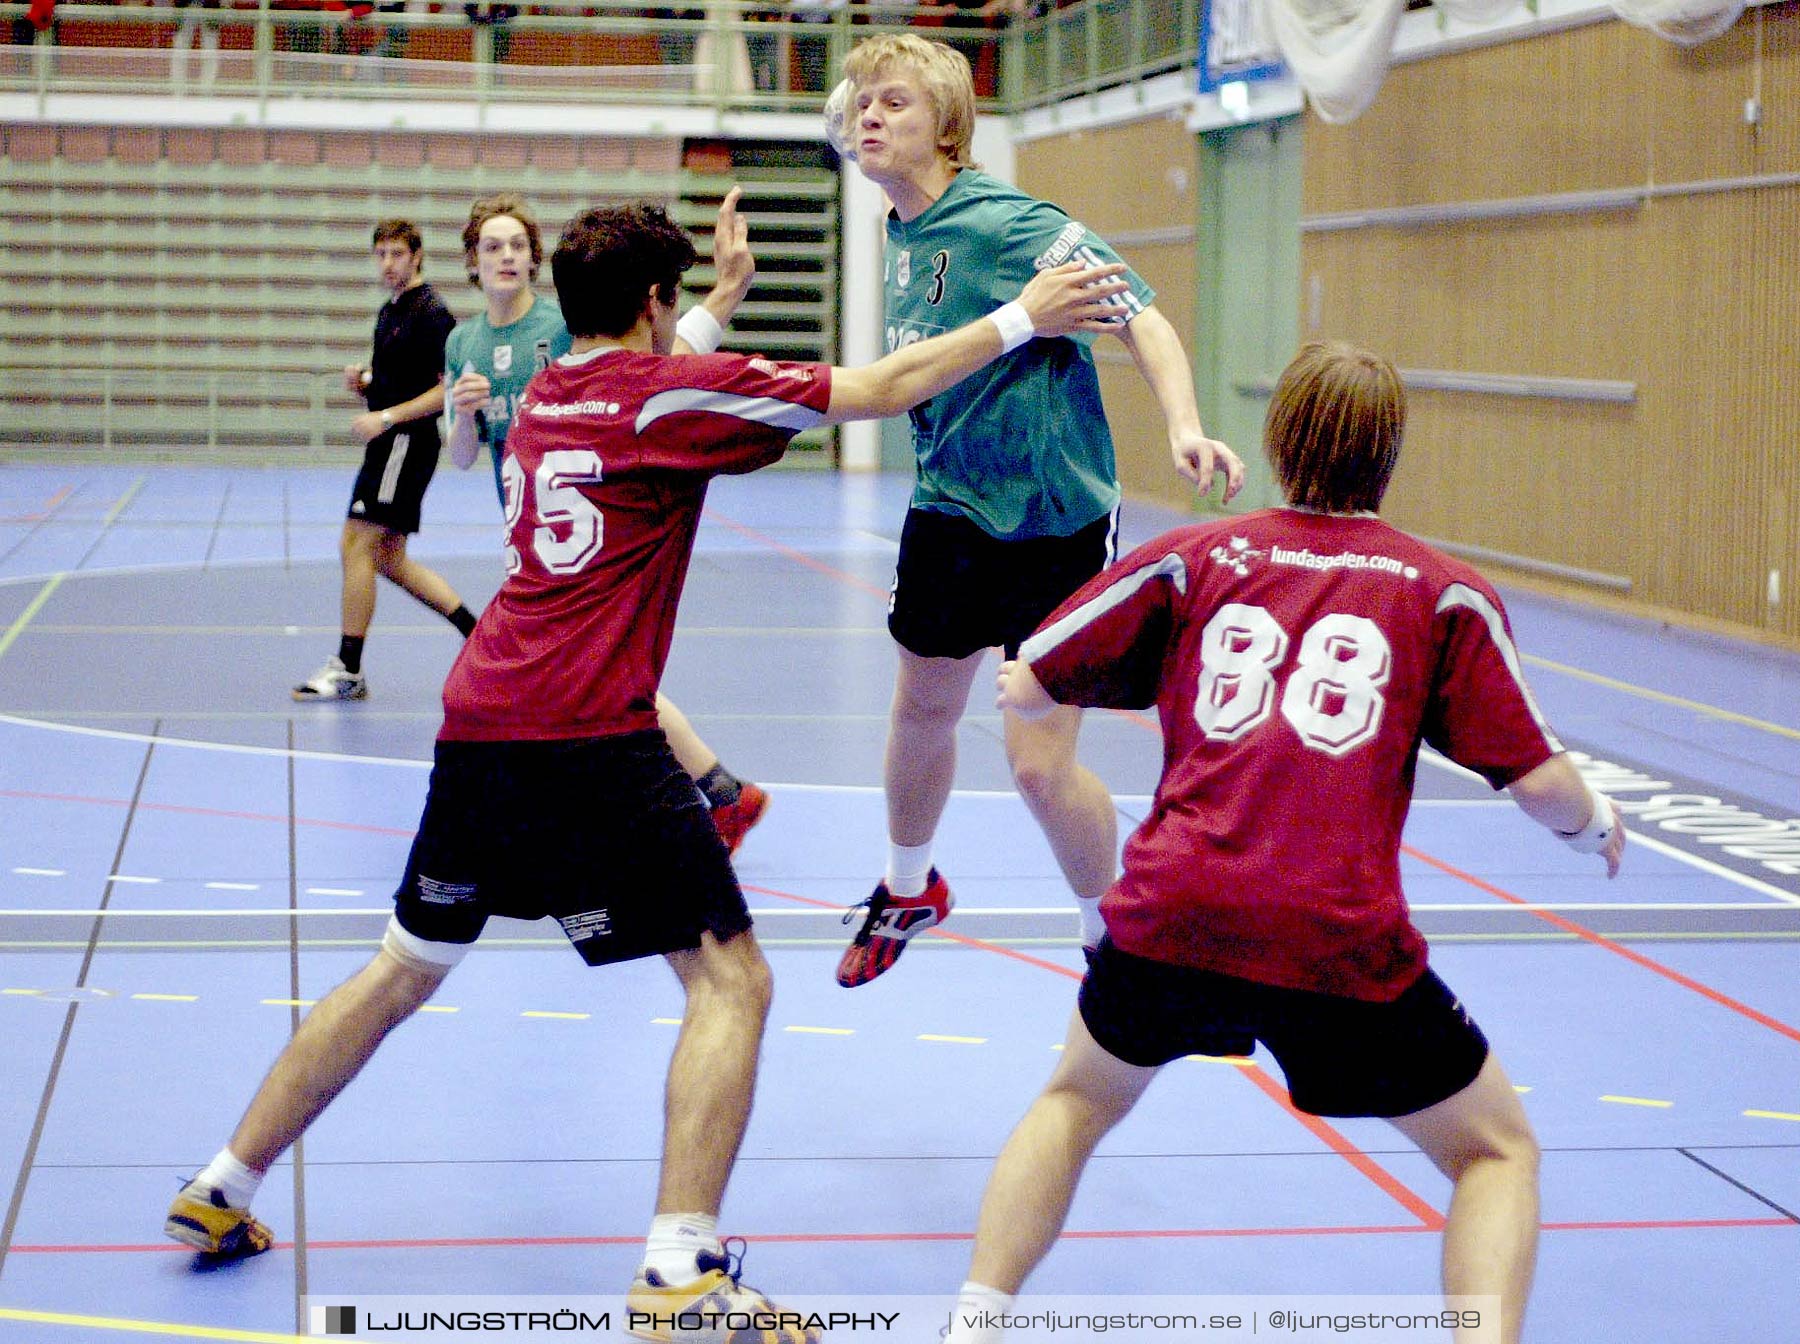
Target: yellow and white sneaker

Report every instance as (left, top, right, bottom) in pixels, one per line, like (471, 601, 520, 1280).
(625, 1241, 819, 1343)
(163, 1179, 274, 1260)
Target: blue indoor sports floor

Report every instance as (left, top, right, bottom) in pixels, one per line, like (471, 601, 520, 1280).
(0, 461, 1796, 1341)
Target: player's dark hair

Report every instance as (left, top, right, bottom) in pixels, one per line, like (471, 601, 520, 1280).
(551, 203, 697, 340)
(1265, 340, 1406, 514)
(462, 192, 544, 287)
(372, 218, 423, 256)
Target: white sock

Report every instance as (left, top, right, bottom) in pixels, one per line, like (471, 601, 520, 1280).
(193, 1148, 263, 1210)
(945, 1280, 1014, 1344)
(1073, 894, 1106, 949)
(642, 1212, 721, 1283)
(885, 841, 934, 898)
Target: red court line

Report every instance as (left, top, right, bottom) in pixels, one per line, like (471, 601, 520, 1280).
(1401, 844, 1800, 1047)
(701, 508, 891, 601)
(0, 484, 72, 523)
(0, 787, 415, 839)
(14, 1217, 1791, 1255)
(741, 881, 1443, 1230)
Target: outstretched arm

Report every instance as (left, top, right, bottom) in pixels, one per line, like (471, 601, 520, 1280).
(1509, 754, 1626, 878)
(823, 262, 1130, 425)
(1113, 305, 1245, 504)
(675, 186, 756, 354)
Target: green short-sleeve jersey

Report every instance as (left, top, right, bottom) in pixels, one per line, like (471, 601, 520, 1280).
(444, 294, 573, 502)
(884, 170, 1154, 541)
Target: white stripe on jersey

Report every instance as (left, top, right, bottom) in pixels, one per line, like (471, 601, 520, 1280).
(636, 388, 827, 435)
(1075, 245, 1145, 320)
(1436, 582, 1564, 753)
(1018, 552, 1187, 664)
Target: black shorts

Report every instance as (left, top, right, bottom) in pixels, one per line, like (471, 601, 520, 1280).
(393, 732, 752, 967)
(347, 426, 441, 535)
(887, 506, 1117, 660)
(1078, 939, 1490, 1118)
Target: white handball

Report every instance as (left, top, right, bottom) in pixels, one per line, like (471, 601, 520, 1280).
(824, 79, 855, 161)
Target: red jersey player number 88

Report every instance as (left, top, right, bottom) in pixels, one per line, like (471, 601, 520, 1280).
(1194, 604, 1393, 758)
(501, 449, 606, 576)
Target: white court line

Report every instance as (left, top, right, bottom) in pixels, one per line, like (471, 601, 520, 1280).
(0, 717, 1158, 794)
(1, 902, 1790, 920)
(0, 711, 431, 768)
(6, 711, 1789, 909)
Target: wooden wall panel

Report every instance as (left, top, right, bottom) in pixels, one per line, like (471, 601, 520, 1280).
(1018, 115, 1203, 511)
(1301, 7, 1800, 644)
(1016, 112, 1196, 236)
(1306, 22, 1650, 214)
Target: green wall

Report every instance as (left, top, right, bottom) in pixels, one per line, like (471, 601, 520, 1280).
(1195, 115, 1304, 514)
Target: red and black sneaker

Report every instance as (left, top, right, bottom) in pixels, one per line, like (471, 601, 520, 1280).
(710, 782, 769, 856)
(834, 869, 953, 988)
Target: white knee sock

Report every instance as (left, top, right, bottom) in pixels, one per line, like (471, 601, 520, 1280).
(642, 1212, 721, 1283)
(944, 1280, 1014, 1344)
(194, 1148, 263, 1210)
(885, 841, 934, 899)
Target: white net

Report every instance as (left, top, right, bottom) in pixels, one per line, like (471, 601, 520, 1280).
(1261, 0, 1408, 123)
(1609, 0, 1745, 46)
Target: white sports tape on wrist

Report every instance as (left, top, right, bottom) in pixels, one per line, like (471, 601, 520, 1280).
(1559, 781, 1616, 854)
(989, 302, 1034, 354)
(676, 307, 724, 354)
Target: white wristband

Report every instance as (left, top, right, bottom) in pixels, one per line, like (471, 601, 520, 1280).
(675, 306, 724, 354)
(988, 301, 1035, 354)
(1559, 780, 1616, 854)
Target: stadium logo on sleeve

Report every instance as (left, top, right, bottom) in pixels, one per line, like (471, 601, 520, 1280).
(1034, 221, 1088, 270)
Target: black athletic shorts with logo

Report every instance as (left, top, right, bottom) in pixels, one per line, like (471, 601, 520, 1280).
(887, 505, 1118, 660)
(347, 424, 442, 536)
(1078, 937, 1490, 1118)
(393, 731, 752, 966)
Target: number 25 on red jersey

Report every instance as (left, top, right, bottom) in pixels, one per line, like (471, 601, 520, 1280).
(1194, 603, 1392, 758)
(501, 449, 605, 576)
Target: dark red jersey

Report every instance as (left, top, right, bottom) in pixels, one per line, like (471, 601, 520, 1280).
(1021, 508, 1561, 1000)
(440, 347, 832, 742)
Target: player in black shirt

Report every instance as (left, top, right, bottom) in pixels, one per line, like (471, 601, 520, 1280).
(294, 219, 481, 701)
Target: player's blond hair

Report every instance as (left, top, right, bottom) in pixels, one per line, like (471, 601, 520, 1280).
(1265, 341, 1406, 514)
(844, 34, 980, 172)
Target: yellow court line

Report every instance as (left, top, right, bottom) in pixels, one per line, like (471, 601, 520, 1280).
(0, 572, 66, 663)
(418, 1004, 459, 1014)
(131, 993, 198, 1002)
(103, 475, 147, 526)
(1744, 1108, 1800, 1122)
(0, 1305, 308, 1342)
(652, 1017, 683, 1026)
(918, 1034, 987, 1045)
(783, 1025, 854, 1036)
(1523, 653, 1800, 743)
(1184, 1054, 1256, 1068)
(1599, 1094, 1673, 1109)
(260, 999, 316, 1008)
(521, 1011, 589, 1020)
